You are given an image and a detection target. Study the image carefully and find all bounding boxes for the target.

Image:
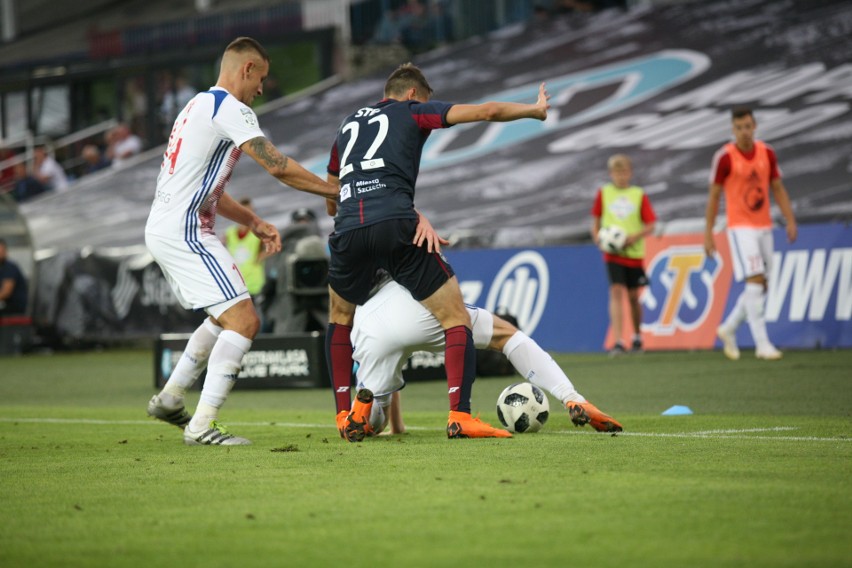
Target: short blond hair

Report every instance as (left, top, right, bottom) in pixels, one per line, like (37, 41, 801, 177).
(225, 37, 269, 62)
(607, 154, 632, 170)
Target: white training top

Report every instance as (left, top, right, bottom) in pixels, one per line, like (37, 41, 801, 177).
(145, 87, 264, 240)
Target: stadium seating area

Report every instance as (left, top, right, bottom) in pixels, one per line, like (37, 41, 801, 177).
(14, 0, 852, 253)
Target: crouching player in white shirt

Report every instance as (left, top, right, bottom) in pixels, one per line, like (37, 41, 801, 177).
(348, 272, 624, 436)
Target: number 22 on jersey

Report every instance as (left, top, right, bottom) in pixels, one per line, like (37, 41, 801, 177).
(339, 107, 388, 179)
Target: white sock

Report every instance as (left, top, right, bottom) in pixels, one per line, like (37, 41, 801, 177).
(369, 402, 387, 433)
(188, 330, 252, 431)
(161, 318, 223, 403)
(744, 282, 771, 349)
(722, 290, 747, 332)
(503, 331, 586, 405)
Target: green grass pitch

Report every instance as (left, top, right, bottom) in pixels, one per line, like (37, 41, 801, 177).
(1, 348, 850, 567)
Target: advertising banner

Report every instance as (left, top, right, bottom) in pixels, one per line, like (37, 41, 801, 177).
(32, 223, 851, 354)
(447, 223, 852, 352)
(154, 332, 327, 390)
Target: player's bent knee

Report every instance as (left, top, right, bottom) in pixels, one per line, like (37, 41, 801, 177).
(217, 300, 261, 338)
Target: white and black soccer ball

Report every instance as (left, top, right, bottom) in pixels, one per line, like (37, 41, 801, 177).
(597, 225, 627, 254)
(496, 383, 550, 433)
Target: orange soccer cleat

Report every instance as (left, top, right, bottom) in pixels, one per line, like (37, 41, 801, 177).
(447, 411, 512, 439)
(342, 389, 374, 442)
(336, 410, 349, 439)
(566, 401, 623, 433)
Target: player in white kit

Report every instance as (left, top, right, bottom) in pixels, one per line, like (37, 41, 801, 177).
(145, 37, 338, 445)
(351, 273, 624, 435)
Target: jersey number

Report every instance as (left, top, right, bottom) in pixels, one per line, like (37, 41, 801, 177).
(339, 114, 389, 179)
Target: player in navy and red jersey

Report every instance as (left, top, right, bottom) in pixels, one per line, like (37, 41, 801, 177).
(324, 62, 550, 441)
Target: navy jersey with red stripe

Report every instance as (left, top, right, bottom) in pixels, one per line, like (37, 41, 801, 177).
(327, 98, 454, 233)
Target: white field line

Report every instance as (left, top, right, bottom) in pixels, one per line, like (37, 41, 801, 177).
(0, 418, 849, 443)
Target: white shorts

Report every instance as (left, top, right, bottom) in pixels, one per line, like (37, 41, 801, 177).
(727, 227, 774, 281)
(146, 231, 250, 318)
(351, 280, 494, 404)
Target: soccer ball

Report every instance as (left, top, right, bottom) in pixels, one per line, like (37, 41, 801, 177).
(496, 383, 550, 433)
(597, 225, 627, 253)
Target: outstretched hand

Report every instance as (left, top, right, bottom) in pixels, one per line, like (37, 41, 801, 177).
(535, 82, 551, 120)
(251, 220, 282, 255)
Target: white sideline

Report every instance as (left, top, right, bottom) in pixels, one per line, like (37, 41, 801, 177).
(0, 418, 849, 443)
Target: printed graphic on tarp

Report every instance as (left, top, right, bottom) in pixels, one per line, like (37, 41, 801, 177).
(20, 0, 852, 252)
(34, 251, 205, 341)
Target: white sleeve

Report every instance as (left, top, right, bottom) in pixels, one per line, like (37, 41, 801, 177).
(214, 98, 266, 148)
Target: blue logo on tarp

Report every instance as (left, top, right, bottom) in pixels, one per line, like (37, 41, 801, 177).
(484, 250, 550, 334)
(422, 49, 710, 169)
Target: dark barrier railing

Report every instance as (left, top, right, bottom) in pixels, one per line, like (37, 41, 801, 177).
(89, 3, 304, 59)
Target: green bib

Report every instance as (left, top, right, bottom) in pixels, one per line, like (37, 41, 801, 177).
(225, 227, 265, 294)
(600, 183, 646, 259)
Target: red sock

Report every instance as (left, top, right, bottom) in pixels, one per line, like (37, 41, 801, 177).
(444, 325, 475, 414)
(325, 323, 353, 413)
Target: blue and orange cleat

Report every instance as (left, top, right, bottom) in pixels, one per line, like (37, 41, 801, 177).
(566, 401, 623, 433)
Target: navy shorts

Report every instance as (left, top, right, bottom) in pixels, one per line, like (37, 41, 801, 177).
(328, 217, 455, 305)
(606, 261, 648, 289)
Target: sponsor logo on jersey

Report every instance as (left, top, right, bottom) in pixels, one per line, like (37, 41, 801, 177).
(609, 195, 638, 221)
(240, 108, 257, 127)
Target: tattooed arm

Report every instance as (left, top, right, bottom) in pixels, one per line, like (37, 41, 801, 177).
(240, 136, 338, 199)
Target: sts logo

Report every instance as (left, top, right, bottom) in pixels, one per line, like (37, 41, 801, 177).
(642, 245, 721, 336)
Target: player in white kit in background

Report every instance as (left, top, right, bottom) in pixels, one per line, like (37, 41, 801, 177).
(351, 271, 624, 435)
(145, 37, 338, 445)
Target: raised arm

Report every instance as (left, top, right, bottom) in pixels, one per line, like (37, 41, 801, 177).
(241, 136, 339, 199)
(446, 82, 550, 125)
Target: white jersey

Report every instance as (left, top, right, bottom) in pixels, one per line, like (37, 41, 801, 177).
(145, 87, 264, 240)
(351, 279, 494, 399)
(144, 87, 262, 316)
